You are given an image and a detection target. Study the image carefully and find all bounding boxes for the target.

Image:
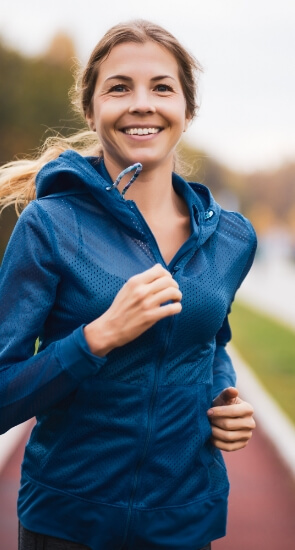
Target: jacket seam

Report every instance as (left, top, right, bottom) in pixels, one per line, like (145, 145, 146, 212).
(21, 472, 128, 509)
(33, 201, 60, 268)
(132, 486, 229, 511)
(93, 376, 210, 388)
(37, 189, 88, 200)
(21, 471, 228, 511)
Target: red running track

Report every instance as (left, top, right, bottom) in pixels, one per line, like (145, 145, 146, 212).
(1, 421, 295, 550)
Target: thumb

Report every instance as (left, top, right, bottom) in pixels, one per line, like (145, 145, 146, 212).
(212, 386, 239, 407)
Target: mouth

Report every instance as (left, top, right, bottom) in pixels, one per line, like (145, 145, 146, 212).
(121, 127, 162, 136)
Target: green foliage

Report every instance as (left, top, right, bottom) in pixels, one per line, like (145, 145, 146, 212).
(0, 36, 81, 165)
(230, 300, 295, 423)
(0, 34, 84, 258)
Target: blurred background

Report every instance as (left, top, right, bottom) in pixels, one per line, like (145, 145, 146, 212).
(0, 1, 295, 548)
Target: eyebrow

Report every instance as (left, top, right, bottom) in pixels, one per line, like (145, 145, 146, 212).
(105, 74, 176, 82)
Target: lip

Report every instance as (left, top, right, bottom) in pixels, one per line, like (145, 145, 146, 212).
(119, 125, 163, 132)
(121, 131, 162, 141)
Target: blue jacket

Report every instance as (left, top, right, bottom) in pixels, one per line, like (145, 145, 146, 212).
(0, 151, 256, 549)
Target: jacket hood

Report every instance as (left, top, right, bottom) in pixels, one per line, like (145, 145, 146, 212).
(35, 150, 221, 245)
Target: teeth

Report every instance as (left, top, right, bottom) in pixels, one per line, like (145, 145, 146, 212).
(124, 128, 161, 135)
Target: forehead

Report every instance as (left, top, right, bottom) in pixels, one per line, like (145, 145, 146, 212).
(98, 41, 180, 81)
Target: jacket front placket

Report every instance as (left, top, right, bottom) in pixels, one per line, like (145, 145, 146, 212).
(118, 196, 202, 543)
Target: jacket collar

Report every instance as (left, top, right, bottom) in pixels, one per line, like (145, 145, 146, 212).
(36, 150, 221, 245)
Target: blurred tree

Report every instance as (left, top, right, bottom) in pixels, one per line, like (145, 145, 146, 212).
(0, 207, 17, 260)
(0, 32, 84, 259)
(43, 32, 76, 66)
(179, 141, 295, 243)
(0, 32, 81, 165)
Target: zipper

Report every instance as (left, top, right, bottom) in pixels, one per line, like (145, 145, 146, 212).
(126, 200, 199, 269)
(126, 200, 167, 266)
(119, 267, 178, 548)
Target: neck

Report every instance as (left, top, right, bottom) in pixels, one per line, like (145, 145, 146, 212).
(104, 158, 186, 219)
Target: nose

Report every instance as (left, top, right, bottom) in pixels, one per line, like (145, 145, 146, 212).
(128, 87, 156, 114)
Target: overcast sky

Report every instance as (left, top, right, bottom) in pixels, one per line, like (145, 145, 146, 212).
(1, 0, 295, 173)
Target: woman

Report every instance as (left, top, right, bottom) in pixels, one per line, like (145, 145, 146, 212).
(0, 20, 256, 550)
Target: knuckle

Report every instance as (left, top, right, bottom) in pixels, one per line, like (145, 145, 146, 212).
(127, 276, 137, 290)
(171, 302, 182, 313)
(174, 289, 182, 300)
(141, 298, 152, 311)
(161, 276, 173, 289)
(155, 263, 168, 275)
(216, 419, 227, 430)
(248, 418, 256, 429)
(225, 442, 238, 452)
(225, 420, 235, 431)
(226, 431, 236, 442)
(142, 309, 154, 323)
(133, 285, 146, 301)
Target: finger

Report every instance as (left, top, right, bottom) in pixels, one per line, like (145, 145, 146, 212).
(154, 301, 182, 319)
(211, 425, 254, 444)
(130, 264, 171, 285)
(145, 287, 182, 309)
(212, 387, 239, 407)
(148, 275, 180, 294)
(211, 437, 251, 452)
(208, 402, 254, 419)
(126, 281, 181, 310)
(210, 416, 256, 431)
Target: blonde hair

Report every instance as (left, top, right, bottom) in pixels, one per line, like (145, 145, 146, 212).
(0, 19, 202, 215)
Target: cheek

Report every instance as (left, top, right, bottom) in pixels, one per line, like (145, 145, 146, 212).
(96, 101, 123, 128)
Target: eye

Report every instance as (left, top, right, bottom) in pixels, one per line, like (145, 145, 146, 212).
(154, 84, 173, 93)
(109, 84, 128, 93)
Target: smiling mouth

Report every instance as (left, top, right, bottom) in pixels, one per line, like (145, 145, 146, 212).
(122, 128, 162, 135)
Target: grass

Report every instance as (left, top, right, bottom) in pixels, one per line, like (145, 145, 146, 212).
(230, 300, 295, 424)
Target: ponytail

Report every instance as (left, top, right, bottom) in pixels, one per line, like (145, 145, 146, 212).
(0, 130, 101, 215)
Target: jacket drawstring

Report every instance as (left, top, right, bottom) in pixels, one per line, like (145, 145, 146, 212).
(106, 163, 142, 198)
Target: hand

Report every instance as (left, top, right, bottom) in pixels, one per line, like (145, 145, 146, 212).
(84, 264, 182, 356)
(207, 387, 256, 452)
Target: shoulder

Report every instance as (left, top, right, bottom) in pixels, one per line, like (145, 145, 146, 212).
(218, 208, 257, 246)
(22, 190, 91, 223)
(186, 177, 257, 248)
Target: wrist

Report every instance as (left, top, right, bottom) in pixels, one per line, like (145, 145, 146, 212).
(83, 318, 116, 357)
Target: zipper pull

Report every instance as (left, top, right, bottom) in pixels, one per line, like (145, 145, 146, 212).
(171, 265, 180, 276)
(204, 209, 214, 220)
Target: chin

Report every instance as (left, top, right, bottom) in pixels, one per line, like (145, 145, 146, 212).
(123, 153, 173, 171)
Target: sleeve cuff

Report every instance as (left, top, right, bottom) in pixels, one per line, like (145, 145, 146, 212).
(56, 325, 107, 381)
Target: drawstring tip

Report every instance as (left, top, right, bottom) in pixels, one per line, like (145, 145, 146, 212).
(106, 163, 143, 197)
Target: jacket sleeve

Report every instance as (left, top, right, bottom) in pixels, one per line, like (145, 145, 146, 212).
(0, 201, 106, 434)
(212, 220, 257, 400)
(212, 314, 236, 400)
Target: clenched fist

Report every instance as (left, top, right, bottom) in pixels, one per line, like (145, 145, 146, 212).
(207, 387, 256, 452)
(84, 264, 182, 356)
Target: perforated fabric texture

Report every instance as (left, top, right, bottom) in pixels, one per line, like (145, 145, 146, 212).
(0, 152, 257, 549)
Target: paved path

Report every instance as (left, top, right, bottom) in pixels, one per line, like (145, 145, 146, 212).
(0, 421, 34, 550)
(1, 416, 295, 550)
(215, 421, 295, 549)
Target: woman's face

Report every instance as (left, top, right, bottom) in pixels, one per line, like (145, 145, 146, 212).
(87, 41, 190, 177)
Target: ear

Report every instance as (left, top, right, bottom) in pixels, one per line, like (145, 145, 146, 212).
(183, 114, 191, 132)
(86, 115, 96, 132)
